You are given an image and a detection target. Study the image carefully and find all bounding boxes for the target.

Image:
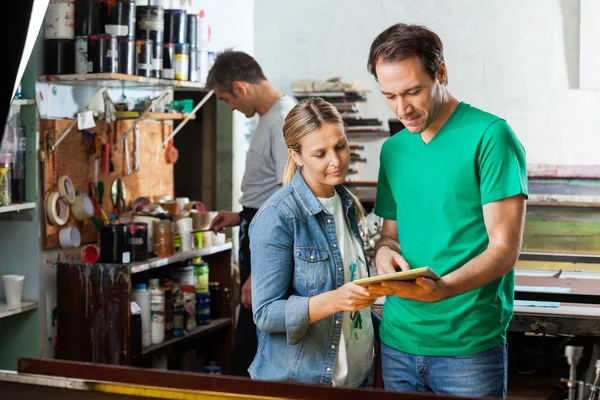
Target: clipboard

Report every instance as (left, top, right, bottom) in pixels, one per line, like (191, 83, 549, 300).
(353, 267, 441, 287)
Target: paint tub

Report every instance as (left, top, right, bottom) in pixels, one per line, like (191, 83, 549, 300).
(88, 34, 118, 73)
(75, 36, 88, 74)
(75, 0, 104, 36)
(128, 222, 148, 262)
(118, 37, 136, 75)
(136, 39, 153, 77)
(189, 46, 198, 82)
(136, 5, 164, 44)
(44, 39, 75, 75)
(151, 41, 163, 78)
(186, 14, 197, 47)
(45, 1, 75, 40)
(100, 223, 131, 264)
(174, 43, 190, 81)
(162, 43, 175, 79)
(105, 0, 135, 38)
(164, 9, 187, 44)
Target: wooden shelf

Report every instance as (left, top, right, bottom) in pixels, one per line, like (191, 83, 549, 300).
(131, 242, 233, 274)
(38, 73, 208, 91)
(0, 202, 36, 214)
(12, 99, 35, 105)
(0, 302, 38, 319)
(116, 112, 196, 121)
(140, 318, 232, 356)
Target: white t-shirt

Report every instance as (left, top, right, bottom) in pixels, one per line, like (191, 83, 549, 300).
(318, 191, 374, 387)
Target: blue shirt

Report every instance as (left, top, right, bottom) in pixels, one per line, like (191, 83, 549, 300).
(248, 169, 372, 384)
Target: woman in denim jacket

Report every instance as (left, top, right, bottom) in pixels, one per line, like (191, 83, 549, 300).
(248, 98, 379, 386)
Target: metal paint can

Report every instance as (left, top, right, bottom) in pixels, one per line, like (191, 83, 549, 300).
(164, 9, 187, 44)
(136, 5, 164, 44)
(75, 0, 104, 36)
(105, 0, 135, 39)
(88, 34, 118, 73)
(174, 43, 190, 81)
(118, 37, 136, 75)
(186, 14, 197, 47)
(44, 39, 75, 75)
(136, 39, 153, 77)
(188, 46, 198, 82)
(162, 43, 175, 79)
(151, 41, 163, 78)
(44, 1, 75, 40)
(74, 36, 88, 74)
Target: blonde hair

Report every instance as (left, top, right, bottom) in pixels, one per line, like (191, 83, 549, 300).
(281, 97, 366, 224)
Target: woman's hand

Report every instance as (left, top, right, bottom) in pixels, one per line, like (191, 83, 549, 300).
(334, 282, 378, 312)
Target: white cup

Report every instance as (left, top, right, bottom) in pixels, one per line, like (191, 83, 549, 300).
(176, 197, 190, 212)
(2, 275, 24, 306)
(180, 232, 193, 252)
(176, 217, 193, 233)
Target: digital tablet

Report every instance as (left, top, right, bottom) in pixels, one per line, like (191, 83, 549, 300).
(353, 267, 441, 287)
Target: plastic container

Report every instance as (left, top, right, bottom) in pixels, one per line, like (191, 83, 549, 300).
(204, 361, 221, 375)
(193, 261, 209, 293)
(132, 283, 152, 348)
(149, 278, 165, 345)
(183, 285, 196, 332)
(195, 292, 210, 325)
(0, 154, 12, 206)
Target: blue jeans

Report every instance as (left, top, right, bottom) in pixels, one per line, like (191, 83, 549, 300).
(381, 341, 508, 398)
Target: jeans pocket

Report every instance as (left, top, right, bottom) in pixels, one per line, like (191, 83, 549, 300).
(294, 247, 329, 289)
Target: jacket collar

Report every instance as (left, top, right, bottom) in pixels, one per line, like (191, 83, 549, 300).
(291, 169, 354, 216)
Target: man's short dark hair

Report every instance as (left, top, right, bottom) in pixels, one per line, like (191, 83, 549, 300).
(367, 23, 445, 82)
(206, 50, 267, 94)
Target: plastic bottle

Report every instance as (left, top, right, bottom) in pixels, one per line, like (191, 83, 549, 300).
(11, 126, 26, 202)
(132, 282, 152, 348)
(149, 278, 165, 345)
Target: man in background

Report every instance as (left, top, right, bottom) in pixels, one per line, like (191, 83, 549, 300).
(207, 50, 296, 376)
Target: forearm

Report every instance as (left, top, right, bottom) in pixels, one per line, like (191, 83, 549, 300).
(308, 291, 339, 324)
(374, 235, 401, 255)
(440, 243, 518, 299)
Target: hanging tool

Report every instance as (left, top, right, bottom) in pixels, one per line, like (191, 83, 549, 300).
(115, 88, 172, 148)
(94, 134, 102, 186)
(124, 131, 132, 176)
(134, 124, 140, 172)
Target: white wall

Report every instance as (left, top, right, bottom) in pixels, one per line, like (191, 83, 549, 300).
(255, 0, 598, 181)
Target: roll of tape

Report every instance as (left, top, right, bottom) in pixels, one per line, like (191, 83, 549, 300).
(71, 194, 95, 220)
(183, 201, 206, 212)
(59, 226, 81, 249)
(46, 192, 70, 226)
(58, 175, 76, 204)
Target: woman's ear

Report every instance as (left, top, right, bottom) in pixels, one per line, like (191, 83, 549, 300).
(289, 148, 303, 168)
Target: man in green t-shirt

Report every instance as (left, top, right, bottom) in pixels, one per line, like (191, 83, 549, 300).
(365, 23, 527, 398)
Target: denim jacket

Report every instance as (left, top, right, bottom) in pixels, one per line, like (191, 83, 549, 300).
(248, 169, 371, 384)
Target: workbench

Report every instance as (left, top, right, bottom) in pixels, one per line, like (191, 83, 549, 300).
(0, 358, 474, 400)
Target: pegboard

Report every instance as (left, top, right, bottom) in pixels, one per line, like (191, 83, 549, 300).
(40, 118, 175, 250)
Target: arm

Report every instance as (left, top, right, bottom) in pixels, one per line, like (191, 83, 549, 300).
(209, 210, 241, 233)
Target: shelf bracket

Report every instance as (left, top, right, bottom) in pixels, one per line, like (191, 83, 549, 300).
(161, 89, 214, 148)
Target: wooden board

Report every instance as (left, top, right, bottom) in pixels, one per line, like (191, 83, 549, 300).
(40, 119, 175, 250)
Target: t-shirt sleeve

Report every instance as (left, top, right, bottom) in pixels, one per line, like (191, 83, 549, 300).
(374, 147, 397, 220)
(478, 119, 528, 205)
(271, 122, 289, 185)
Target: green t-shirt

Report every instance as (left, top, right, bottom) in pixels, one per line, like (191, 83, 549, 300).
(374, 101, 528, 356)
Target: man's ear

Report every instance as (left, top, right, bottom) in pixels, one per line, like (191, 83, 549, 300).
(231, 81, 248, 97)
